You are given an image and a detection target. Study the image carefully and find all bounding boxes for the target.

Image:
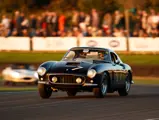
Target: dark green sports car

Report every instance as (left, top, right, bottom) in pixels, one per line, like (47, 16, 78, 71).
(37, 47, 134, 98)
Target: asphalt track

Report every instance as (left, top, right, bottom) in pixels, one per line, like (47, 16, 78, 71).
(0, 85, 159, 120)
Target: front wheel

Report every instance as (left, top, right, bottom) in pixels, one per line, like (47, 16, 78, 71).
(38, 84, 52, 99)
(118, 73, 131, 96)
(93, 73, 108, 98)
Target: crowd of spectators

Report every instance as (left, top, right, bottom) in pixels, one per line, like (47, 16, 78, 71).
(0, 8, 159, 37)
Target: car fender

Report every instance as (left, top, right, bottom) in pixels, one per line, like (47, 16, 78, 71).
(39, 61, 58, 72)
(90, 63, 113, 74)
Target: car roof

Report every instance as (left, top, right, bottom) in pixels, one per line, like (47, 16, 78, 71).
(70, 47, 114, 52)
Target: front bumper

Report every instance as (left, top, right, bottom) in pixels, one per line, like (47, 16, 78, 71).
(38, 73, 101, 88)
(38, 81, 98, 87)
(4, 76, 38, 83)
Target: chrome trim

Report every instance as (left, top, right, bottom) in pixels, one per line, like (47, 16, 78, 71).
(47, 73, 85, 77)
(38, 81, 49, 85)
(131, 80, 134, 84)
(83, 83, 98, 86)
(72, 66, 83, 71)
(47, 73, 86, 84)
(51, 83, 83, 85)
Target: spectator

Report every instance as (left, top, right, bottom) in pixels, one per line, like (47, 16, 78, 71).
(72, 10, 79, 27)
(29, 14, 37, 37)
(91, 9, 99, 28)
(58, 13, 66, 33)
(0, 8, 158, 37)
(1, 15, 10, 29)
(51, 12, 58, 32)
(102, 13, 112, 33)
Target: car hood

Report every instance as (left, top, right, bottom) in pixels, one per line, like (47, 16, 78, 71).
(13, 69, 36, 76)
(47, 61, 93, 75)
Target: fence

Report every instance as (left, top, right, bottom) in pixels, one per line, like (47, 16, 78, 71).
(0, 37, 159, 52)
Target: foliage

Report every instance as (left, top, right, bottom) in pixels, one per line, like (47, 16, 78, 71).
(144, 0, 159, 11)
(0, 0, 120, 14)
(1, 0, 158, 16)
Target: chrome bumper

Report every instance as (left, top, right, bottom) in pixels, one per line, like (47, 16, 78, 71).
(38, 81, 98, 87)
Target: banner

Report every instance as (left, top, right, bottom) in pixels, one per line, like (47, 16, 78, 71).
(79, 37, 127, 51)
(32, 37, 77, 51)
(0, 37, 30, 51)
(129, 37, 159, 51)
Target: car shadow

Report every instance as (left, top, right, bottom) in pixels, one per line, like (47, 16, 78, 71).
(50, 93, 159, 100)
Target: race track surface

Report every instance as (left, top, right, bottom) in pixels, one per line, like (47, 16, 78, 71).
(0, 85, 159, 120)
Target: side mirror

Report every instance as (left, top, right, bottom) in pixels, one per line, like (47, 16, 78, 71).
(116, 59, 120, 64)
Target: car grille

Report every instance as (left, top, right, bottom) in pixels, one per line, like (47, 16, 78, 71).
(48, 74, 85, 84)
(23, 77, 32, 80)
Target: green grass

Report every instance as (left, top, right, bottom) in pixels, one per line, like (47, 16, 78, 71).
(0, 87, 37, 92)
(119, 54, 159, 65)
(134, 79, 159, 85)
(0, 52, 159, 65)
(0, 52, 64, 64)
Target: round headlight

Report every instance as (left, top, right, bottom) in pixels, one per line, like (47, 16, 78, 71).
(37, 67, 46, 76)
(76, 77, 82, 83)
(52, 77, 58, 83)
(11, 72, 20, 78)
(87, 69, 96, 78)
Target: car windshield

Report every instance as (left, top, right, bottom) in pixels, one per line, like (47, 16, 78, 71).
(10, 64, 35, 70)
(62, 49, 110, 62)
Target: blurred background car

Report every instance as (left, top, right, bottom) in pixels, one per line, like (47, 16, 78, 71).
(2, 64, 38, 86)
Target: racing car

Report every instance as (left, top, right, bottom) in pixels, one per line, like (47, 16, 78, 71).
(37, 47, 134, 98)
(2, 64, 38, 85)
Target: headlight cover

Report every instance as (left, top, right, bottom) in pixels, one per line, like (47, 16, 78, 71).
(87, 69, 96, 78)
(37, 67, 46, 76)
(11, 72, 20, 78)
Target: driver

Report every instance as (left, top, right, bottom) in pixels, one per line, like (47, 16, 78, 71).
(79, 52, 87, 58)
(98, 52, 104, 60)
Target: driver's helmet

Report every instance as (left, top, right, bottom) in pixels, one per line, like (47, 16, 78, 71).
(79, 52, 87, 58)
(98, 52, 104, 60)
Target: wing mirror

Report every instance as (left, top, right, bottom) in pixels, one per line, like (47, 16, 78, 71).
(116, 59, 120, 64)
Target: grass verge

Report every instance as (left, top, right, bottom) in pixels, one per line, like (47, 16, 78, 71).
(0, 52, 159, 65)
(134, 76, 159, 85)
(0, 86, 37, 92)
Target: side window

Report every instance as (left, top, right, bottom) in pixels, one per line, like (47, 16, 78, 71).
(110, 52, 115, 63)
(110, 52, 118, 64)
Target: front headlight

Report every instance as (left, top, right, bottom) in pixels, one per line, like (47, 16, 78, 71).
(37, 67, 46, 76)
(87, 69, 96, 78)
(11, 72, 20, 78)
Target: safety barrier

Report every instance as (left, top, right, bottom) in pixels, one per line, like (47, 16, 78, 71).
(79, 37, 127, 51)
(32, 37, 77, 51)
(0, 37, 159, 52)
(0, 37, 30, 51)
(129, 37, 159, 52)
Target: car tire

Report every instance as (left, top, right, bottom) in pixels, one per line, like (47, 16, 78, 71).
(38, 84, 52, 99)
(118, 73, 131, 96)
(93, 72, 108, 98)
(67, 90, 77, 97)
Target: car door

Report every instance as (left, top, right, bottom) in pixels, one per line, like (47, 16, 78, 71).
(110, 52, 119, 86)
(110, 52, 123, 86)
(113, 52, 127, 85)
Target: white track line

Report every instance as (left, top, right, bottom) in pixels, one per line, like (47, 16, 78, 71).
(146, 118, 159, 120)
